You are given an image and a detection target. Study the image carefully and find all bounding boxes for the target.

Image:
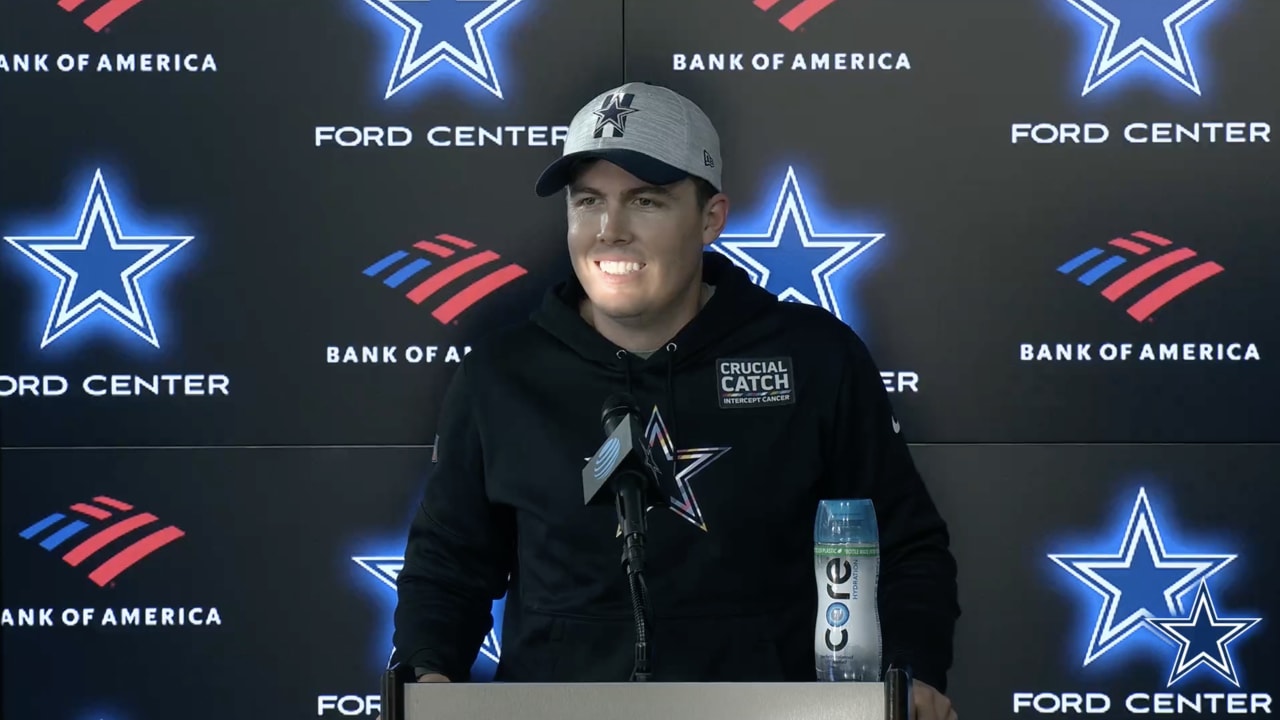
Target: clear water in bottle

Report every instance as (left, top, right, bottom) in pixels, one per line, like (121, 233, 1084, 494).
(814, 498, 882, 682)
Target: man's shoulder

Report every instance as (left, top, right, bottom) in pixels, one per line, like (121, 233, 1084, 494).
(767, 301, 865, 351)
(750, 302, 885, 384)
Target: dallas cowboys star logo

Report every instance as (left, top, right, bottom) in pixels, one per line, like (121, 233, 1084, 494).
(1147, 579, 1260, 687)
(353, 555, 502, 664)
(711, 166, 881, 325)
(1064, 0, 1223, 96)
(645, 406, 730, 532)
(591, 406, 732, 533)
(360, 0, 526, 100)
(353, 555, 405, 592)
(1048, 487, 1235, 667)
(592, 92, 638, 138)
(4, 169, 191, 350)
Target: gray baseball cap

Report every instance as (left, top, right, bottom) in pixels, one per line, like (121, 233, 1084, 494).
(534, 82, 722, 197)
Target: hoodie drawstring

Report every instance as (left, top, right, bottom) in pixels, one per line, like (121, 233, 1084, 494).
(663, 343, 677, 460)
(615, 344, 680, 481)
(616, 349, 634, 396)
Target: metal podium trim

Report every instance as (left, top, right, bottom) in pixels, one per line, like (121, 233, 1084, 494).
(402, 679, 897, 720)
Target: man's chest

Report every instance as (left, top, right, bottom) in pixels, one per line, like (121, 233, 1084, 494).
(482, 386, 828, 544)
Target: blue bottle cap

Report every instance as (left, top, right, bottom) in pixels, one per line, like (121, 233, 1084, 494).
(819, 498, 873, 521)
(814, 498, 878, 544)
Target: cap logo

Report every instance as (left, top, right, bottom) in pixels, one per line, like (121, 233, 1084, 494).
(592, 92, 638, 138)
(703, 149, 715, 168)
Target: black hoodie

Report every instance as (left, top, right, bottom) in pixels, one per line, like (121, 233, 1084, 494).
(392, 251, 960, 691)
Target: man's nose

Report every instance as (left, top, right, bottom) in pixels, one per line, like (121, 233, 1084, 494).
(597, 207, 632, 244)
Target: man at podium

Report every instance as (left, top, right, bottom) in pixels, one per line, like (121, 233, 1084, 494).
(391, 82, 960, 720)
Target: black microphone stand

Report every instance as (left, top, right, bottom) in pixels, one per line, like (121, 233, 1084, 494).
(614, 469, 654, 682)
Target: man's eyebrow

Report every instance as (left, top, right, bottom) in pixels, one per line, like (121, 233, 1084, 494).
(568, 183, 675, 197)
(632, 184, 675, 197)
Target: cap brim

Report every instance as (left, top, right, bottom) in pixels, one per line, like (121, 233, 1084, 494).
(534, 149, 692, 197)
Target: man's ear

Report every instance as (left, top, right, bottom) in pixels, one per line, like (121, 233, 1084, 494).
(701, 193, 729, 247)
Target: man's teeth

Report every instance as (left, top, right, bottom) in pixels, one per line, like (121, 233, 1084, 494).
(599, 261, 644, 275)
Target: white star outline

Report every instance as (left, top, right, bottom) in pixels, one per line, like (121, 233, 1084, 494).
(3, 169, 191, 350)
(1048, 487, 1235, 668)
(1064, 0, 1222, 96)
(360, 0, 526, 100)
(712, 166, 882, 324)
(644, 406, 731, 533)
(589, 406, 731, 535)
(1147, 579, 1261, 687)
(353, 555, 502, 665)
(1146, 573, 1264, 686)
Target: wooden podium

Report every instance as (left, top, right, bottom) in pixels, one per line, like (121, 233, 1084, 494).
(380, 664, 913, 720)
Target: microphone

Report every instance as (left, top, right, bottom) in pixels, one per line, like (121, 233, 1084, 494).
(582, 393, 667, 540)
(580, 392, 662, 681)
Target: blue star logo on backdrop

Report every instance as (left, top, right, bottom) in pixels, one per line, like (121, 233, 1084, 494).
(1049, 488, 1235, 666)
(1063, 0, 1222, 96)
(711, 166, 882, 326)
(1048, 487, 1260, 687)
(1148, 579, 1260, 687)
(360, 0, 526, 100)
(353, 556, 405, 593)
(4, 169, 191, 349)
(353, 555, 502, 665)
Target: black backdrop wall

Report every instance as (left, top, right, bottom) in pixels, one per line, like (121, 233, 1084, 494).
(1, 0, 1277, 718)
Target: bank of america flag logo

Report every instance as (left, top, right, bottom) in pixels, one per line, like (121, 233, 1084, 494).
(1061, 0, 1229, 96)
(753, 0, 837, 32)
(711, 166, 882, 327)
(363, 234, 527, 324)
(1049, 487, 1260, 687)
(353, 555, 502, 665)
(57, 0, 148, 32)
(19, 496, 185, 587)
(358, 0, 528, 100)
(1058, 230, 1223, 322)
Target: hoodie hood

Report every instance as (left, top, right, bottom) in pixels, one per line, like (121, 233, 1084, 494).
(529, 252, 781, 461)
(529, 252, 778, 481)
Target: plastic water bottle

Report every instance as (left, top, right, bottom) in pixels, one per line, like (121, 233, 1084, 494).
(814, 498, 882, 682)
